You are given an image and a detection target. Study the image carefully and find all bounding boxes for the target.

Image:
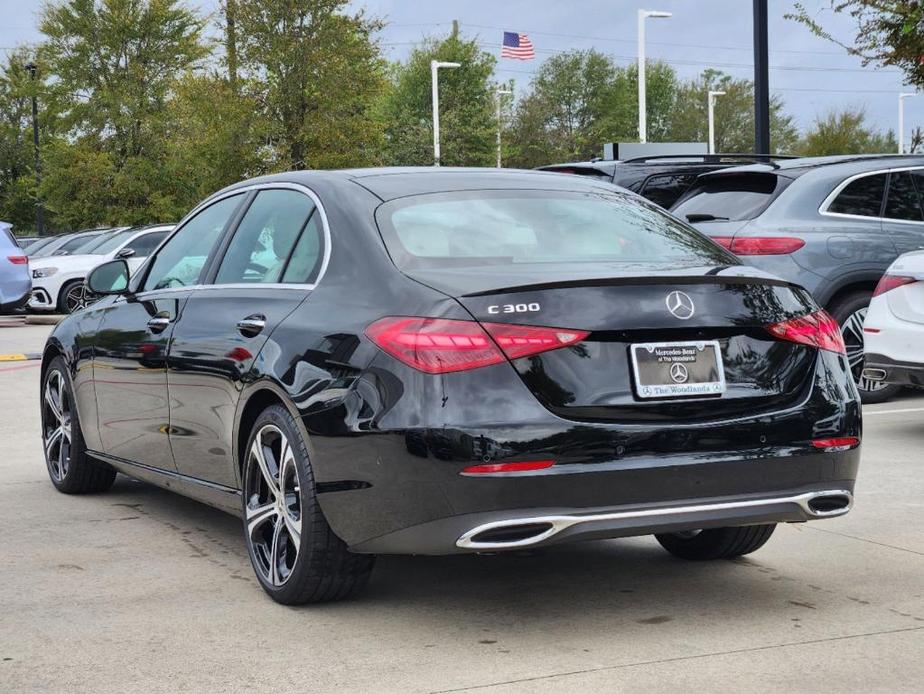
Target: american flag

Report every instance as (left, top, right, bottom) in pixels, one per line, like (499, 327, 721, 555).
(501, 32, 535, 60)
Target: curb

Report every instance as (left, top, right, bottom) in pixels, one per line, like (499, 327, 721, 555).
(25, 314, 64, 325)
(0, 352, 42, 362)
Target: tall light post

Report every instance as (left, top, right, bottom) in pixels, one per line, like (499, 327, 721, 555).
(495, 86, 513, 168)
(707, 90, 726, 154)
(24, 61, 45, 236)
(899, 92, 916, 154)
(431, 60, 461, 166)
(637, 9, 672, 144)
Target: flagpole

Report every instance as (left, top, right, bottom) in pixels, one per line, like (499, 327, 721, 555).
(495, 87, 513, 168)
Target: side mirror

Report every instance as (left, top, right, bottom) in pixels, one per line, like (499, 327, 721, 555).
(116, 247, 135, 259)
(87, 259, 130, 295)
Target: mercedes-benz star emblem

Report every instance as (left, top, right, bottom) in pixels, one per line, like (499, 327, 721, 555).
(666, 290, 695, 320)
(669, 363, 689, 384)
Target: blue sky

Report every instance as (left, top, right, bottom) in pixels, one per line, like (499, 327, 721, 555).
(1, 0, 917, 141)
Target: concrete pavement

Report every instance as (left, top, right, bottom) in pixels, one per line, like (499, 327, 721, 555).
(1, 322, 922, 693)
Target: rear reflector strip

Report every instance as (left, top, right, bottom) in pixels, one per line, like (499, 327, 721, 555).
(6, 255, 27, 265)
(766, 310, 846, 355)
(711, 236, 806, 255)
(461, 460, 555, 475)
(873, 274, 917, 297)
(812, 437, 860, 450)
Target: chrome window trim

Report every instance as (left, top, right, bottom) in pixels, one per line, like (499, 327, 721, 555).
(137, 181, 332, 297)
(819, 165, 924, 225)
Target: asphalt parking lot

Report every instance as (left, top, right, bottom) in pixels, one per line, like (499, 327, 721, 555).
(1, 319, 922, 693)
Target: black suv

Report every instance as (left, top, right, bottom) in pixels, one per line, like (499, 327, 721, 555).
(540, 154, 794, 208)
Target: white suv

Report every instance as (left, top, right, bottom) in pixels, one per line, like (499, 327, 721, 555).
(29, 225, 173, 313)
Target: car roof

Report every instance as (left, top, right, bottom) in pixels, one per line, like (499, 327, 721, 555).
(215, 167, 625, 203)
(697, 154, 924, 181)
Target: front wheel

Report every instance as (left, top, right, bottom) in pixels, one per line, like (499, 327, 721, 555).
(829, 292, 902, 404)
(58, 280, 93, 314)
(242, 404, 374, 604)
(655, 524, 776, 560)
(41, 357, 116, 494)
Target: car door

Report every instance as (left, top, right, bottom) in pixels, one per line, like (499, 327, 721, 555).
(882, 169, 924, 256)
(92, 194, 245, 470)
(167, 186, 325, 486)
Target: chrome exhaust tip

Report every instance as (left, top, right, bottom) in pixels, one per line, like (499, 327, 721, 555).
(862, 367, 888, 381)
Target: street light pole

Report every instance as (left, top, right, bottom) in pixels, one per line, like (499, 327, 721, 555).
(431, 60, 461, 166)
(899, 92, 916, 154)
(707, 90, 726, 154)
(24, 61, 45, 236)
(637, 9, 671, 144)
(495, 87, 512, 168)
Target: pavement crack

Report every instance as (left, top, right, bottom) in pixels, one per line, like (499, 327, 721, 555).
(429, 625, 924, 694)
(802, 525, 924, 557)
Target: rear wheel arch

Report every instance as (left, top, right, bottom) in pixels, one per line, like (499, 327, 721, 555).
(822, 280, 878, 312)
(234, 383, 307, 479)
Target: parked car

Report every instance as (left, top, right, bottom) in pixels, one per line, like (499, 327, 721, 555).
(41, 168, 860, 604)
(1, 223, 31, 314)
(15, 235, 39, 247)
(29, 224, 172, 313)
(671, 154, 924, 403)
(539, 154, 793, 208)
(28, 228, 116, 259)
(862, 251, 924, 387)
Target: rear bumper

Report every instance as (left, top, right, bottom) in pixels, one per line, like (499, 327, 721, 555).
(0, 285, 30, 313)
(352, 486, 854, 554)
(863, 354, 924, 387)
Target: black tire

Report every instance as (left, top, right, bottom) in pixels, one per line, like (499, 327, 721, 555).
(242, 404, 374, 605)
(57, 279, 91, 314)
(655, 524, 776, 560)
(41, 356, 117, 494)
(828, 291, 903, 404)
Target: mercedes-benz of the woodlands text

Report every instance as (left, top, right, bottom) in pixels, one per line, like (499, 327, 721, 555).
(39, 168, 861, 604)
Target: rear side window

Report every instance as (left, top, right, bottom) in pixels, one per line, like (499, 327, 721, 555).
(885, 171, 924, 221)
(376, 190, 736, 271)
(124, 230, 169, 257)
(827, 173, 886, 217)
(213, 189, 316, 284)
(639, 173, 699, 209)
(670, 173, 782, 222)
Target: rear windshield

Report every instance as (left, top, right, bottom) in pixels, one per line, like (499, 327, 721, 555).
(375, 190, 735, 270)
(671, 173, 784, 222)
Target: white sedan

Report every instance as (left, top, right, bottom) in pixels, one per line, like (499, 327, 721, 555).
(29, 224, 172, 313)
(863, 251, 924, 389)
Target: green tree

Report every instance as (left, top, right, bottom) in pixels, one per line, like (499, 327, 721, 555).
(0, 52, 42, 231)
(379, 33, 497, 167)
(38, 0, 207, 224)
(666, 70, 799, 153)
(797, 107, 897, 155)
(505, 52, 677, 168)
(788, 2, 924, 88)
(232, 0, 388, 169)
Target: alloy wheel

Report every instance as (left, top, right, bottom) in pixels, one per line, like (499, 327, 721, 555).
(42, 369, 72, 482)
(840, 307, 887, 393)
(244, 424, 302, 587)
(63, 282, 93, 313)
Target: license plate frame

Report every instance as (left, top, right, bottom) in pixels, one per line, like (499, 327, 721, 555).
(630, 340, 726, 400)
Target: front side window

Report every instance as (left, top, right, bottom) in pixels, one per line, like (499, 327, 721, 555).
(377, 190, 736, 271)
(89, 229, 136, 255)
(827, 173, 887, 217)
(143, 195, 243, 291)
(213, 189, 316, 284)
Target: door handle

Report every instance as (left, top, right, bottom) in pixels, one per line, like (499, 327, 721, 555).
(237, 314, 266, 337)
(147, 315, 171, 333)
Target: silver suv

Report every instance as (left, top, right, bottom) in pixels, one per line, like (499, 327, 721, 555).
(0, 222, 31, 314)
(673, 154, 924, 403)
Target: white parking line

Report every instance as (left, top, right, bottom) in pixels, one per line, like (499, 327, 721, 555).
(864, 407, 924, 416)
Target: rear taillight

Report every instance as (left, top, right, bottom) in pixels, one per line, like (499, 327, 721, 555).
(873, 274, 916, 297)
(711, 237, 805, 255)
(6, 255, 27, 265)
(766, 310, 846, 355)
(365, 317, 589, 374)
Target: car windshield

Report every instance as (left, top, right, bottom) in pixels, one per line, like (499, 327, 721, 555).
(55, 232, 104, 255)
(671, 173, 783, 222)
(376, 190, 734, 270)
(84, 229, 136, 255)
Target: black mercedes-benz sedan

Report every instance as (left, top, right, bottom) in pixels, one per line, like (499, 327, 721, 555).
(39, 168, 861, 604)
